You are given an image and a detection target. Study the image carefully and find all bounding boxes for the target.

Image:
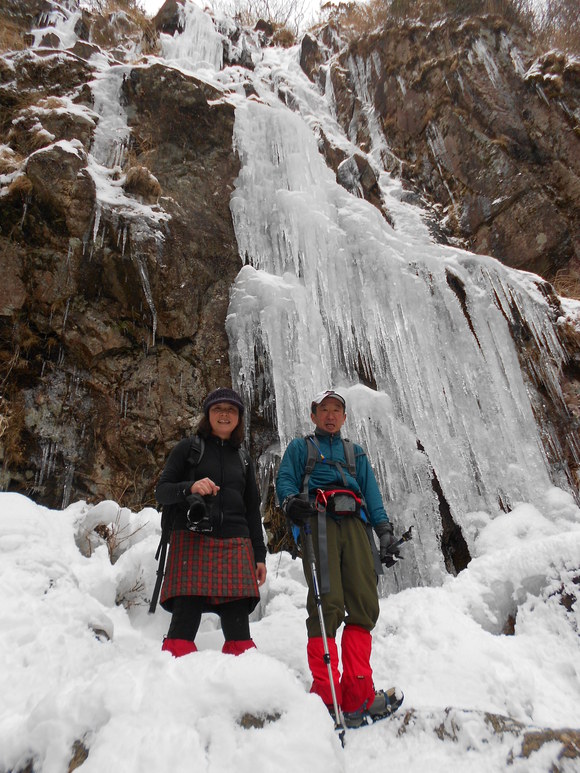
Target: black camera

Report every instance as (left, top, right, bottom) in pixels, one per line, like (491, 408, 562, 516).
(185, 494, 213, 534)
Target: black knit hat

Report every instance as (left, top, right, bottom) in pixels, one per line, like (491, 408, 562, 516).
(203, 387, 245, 417)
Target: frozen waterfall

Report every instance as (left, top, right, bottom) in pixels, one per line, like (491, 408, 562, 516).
(227, 88, 571, 590)
(164, 3, 574, 591)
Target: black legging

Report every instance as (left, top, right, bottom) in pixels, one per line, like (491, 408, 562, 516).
(167, 596, 251, 642)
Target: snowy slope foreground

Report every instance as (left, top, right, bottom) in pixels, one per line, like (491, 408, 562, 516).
(0, 491, 579, 773)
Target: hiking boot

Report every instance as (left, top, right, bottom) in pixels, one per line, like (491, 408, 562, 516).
(368, 687, 404, 719)
(343, 687, 404, 728)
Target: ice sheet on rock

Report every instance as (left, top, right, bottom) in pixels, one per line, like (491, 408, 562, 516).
(346, 53, 393, 165)
(160, 1, 224, 72)
(471, 36, 501, 87)
(90, 66, 132, 169)
(29, 6, 82, 50)
(88, 65, 170, 346)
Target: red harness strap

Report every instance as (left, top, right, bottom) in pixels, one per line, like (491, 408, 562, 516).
(315, 488, 362, 513)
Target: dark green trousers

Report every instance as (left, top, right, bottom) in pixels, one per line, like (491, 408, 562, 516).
(302, 515, 379, 638)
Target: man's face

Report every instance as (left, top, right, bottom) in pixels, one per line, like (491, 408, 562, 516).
(310, 397, 346, 435)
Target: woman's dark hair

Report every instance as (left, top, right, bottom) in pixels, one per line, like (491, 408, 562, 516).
(195, 413, 245, 448)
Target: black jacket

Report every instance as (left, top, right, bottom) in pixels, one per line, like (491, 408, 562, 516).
(155, 434, 267, 565)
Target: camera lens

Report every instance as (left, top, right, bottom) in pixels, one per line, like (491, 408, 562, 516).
(185, 495, 213, 533)
(187, 500, 206, 523)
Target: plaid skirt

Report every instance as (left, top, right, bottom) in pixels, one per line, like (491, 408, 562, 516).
(160, 530, 260, 613)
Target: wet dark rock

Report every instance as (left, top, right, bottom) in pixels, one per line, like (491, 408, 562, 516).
(336, 153, 393, 224)
(299, 32, 323, 82)
(239, 711, 281, 728)
(39, 32, 60, 48)
(254, 19, 274, 37)
(25, 142, 96, 237)
(68, 40, 102, 61)
(0, 24, 240, 507)
(153, 0, 185, 35)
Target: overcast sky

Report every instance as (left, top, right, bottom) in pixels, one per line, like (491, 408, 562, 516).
(139, 0, 324, 27)
(140, 0, 167, 16)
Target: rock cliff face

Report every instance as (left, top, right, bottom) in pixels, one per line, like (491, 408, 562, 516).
(0, 0, 240, 508)
(303, 16, 580, 284)
(0, 0, 578, 512)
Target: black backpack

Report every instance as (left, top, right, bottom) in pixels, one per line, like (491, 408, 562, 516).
(148, 435, 250, 613)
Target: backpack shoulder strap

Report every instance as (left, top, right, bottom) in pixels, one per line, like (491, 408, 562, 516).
(238, 447, 250, 477)
(301, 435, 319, 498)
(304, 435, 318, 473)
(342, 438, 356, 477)
(299, 435, 358, 497)
(341, 437, 368, 507)
(187, 435, 248, 476)
(186, 435, 205, 467)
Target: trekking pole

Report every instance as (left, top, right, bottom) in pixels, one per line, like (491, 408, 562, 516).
(148, 537, 168, 614)
(302, 519, 346, 747)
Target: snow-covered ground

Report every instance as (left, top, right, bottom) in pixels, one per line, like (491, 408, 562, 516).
(1, 490, 579, 773)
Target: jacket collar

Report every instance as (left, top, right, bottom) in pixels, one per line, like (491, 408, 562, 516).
(314, 428, 342, 440)
(208, 433, 237, 448)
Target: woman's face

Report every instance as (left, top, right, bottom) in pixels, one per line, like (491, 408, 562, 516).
(208, 402, 240, 439)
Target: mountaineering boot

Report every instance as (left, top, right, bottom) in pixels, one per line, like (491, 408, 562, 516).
(307, 636, 342, 708)
(340, 624, 375, 713)
(343, 687, 404, 728)
(222, 639, 257, 655)
(162, 638, 198, 657)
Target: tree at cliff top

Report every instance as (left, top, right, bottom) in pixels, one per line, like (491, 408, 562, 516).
(321, 0, 579, 56)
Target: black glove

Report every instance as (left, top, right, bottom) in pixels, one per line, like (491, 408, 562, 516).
(283, 496, 316, 525)
(375, 522, 400, 568)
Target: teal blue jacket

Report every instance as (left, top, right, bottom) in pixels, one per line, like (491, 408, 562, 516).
(276, 430, 390, 528)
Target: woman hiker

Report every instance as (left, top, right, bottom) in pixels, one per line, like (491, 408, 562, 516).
(156, 387, 267, 656)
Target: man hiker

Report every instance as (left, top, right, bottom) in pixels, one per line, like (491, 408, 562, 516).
(276, 389, 403, 728)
